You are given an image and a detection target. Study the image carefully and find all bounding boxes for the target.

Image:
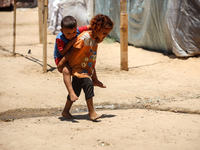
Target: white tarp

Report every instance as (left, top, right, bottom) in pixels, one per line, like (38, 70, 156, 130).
(48, 0, 93, 34)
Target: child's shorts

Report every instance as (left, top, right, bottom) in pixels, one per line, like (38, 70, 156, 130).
(67, 77, 94, 101)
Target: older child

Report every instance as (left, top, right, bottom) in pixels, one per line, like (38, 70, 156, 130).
(54, 16, 91, 102)
(58, 14, 114, 121)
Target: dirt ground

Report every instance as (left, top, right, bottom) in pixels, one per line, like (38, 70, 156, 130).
(0, 8, 200, 150)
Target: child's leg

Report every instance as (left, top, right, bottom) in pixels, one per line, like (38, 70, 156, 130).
(82, 77, 102, 121)
(62, 77, 82, 119)
(86, 98, 102, 121)
(62, 99, 73, 119)
(92, 69, 106, 88)
(62, 63, 78, 102)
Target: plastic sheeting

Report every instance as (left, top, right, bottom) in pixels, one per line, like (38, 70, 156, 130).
(95, 0, 172, 53)
(95, 0, 200, 57)
(48, 0, 94, 34)
(48, 0, 200, 57)
(167, 0, 200, 57)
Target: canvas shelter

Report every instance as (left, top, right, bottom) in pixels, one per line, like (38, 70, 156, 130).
(49, 0, 200, 57)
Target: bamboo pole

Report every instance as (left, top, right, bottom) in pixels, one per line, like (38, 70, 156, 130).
(43, 0, 48, 72)
(38, 0, 43, 44)
(120, 0, 128, 71)
(13, 0, 17, 56)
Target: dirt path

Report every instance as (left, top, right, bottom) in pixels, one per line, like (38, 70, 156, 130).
(0, 8, 200, 150)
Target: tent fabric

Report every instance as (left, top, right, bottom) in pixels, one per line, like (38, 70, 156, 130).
(48, 0, 200, 57)
(48, 0, 93, 34)
(95, 0, 172, 53)
(167, 0, 200, 57)
(95, 0, 200, 57)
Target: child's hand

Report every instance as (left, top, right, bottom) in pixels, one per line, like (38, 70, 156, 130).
(87, 25, 92, 30)
(69, 38, 77, 46)
(57, 64, 63, 73)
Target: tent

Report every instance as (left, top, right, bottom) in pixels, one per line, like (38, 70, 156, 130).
(48, 0, 200, 57)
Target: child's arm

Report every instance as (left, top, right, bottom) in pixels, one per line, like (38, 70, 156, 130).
(78, 25, 92, 33)
(58, 25, 91, 56)
(92, 68, 106, 88)
(87, 25, 92, 30)
(59, 38, 77, 56)
(57, 48, 74, 73)
(58, 37, 85, 72)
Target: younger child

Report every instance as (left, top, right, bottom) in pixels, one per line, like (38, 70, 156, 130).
(58, 14, 114, 121)
(54, 16, 91, 102)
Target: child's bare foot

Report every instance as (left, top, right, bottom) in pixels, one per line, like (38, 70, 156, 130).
(69, 92, 78, 102)
(93, 80, 106, 88)
(89, 112, 102, 121)
(62, 111, 73, 119)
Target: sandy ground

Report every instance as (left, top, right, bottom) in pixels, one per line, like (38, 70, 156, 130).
(0, 8, 200, 150)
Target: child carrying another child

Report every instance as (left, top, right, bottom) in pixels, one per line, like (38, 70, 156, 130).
(54, 16, 91, 102)
(57, 14, 114, 121)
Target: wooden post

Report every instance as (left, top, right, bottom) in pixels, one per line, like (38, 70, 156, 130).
(13, 0, 17, 56)
(43, 0, 48, 72)
(120, 0, 128, 71)
(38, 0, 43, 44)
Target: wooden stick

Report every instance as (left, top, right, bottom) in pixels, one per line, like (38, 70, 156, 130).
(38, 0, 43, 44)
(120, 0, 128, 71)
(13, 0, 17, 56)
(43, 0, 48, 72)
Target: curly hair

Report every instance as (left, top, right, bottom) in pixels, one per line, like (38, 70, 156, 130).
(90, 14, 114, 31)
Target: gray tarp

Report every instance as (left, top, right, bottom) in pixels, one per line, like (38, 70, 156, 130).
(95, 0, 200, 57)
(167, 0, 200, 57)
(48, 0, 200, 57)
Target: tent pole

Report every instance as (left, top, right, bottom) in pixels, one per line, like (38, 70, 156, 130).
(93, 0, 95, 16)
(120, 0, 128, 71)
(13, 0, 17, 56)
(43, 0, 48, 72)
(38, 0, 43, 44)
